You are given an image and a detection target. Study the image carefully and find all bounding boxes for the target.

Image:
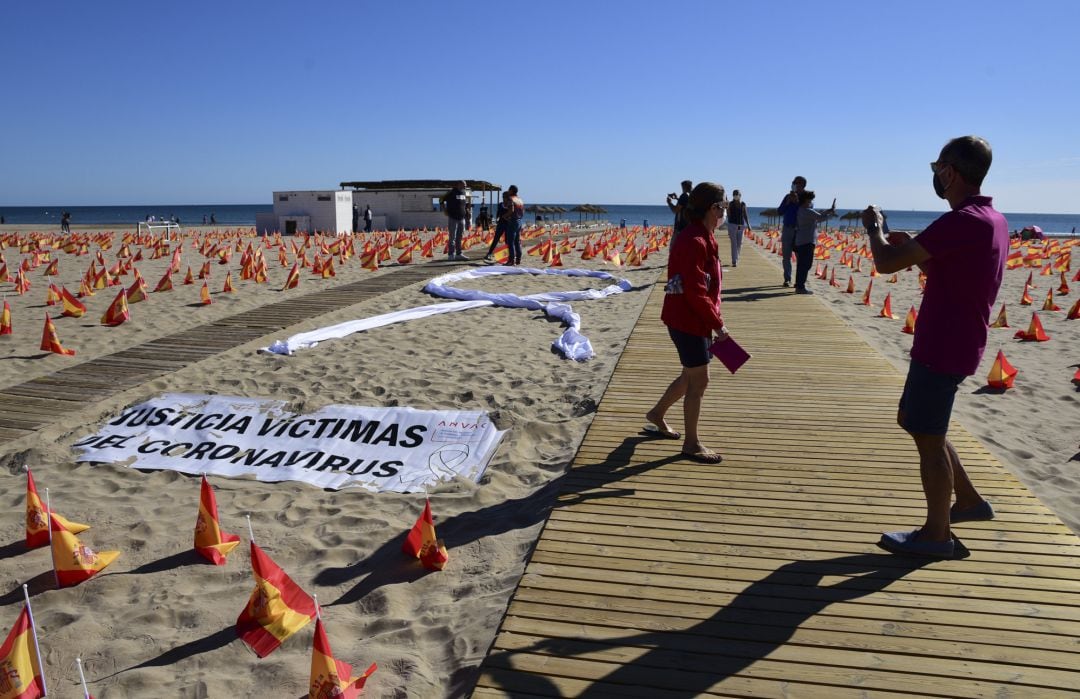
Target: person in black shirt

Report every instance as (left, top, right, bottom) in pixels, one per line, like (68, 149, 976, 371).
(666, 180, 693, 242)
(439, 181, 469, 261)
(726, 190, 750, 267)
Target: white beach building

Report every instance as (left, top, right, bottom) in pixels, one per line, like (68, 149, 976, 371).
(255, 180, 502, 235)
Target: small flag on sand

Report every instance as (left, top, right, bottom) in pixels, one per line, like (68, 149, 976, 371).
(402, 500, 448, 571)
(41, 314, 76, 355)
(194, 475, 240, 565)
(236, 541, 316, 658)
(51, 513, 120, 587)
(986, 350, 1018, 389)
(0, 607, 46, 699)
(1014, 312, 1050, 342)
(309, 616, 377, 698)
(25, 468, 88, 548)
(902, 306, 917, 334)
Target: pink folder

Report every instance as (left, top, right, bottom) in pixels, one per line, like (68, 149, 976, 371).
(709, 336, 751, 374)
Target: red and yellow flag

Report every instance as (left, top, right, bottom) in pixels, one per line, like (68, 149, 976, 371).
(844, 276, 855, 293)
(986, 349, 1018, 389)
(878, 292, 898, 319)
(1, 300, 11, 336)
(222, 271, 236, 293)
(860, 279, 874, 306)
(50, 514, 120, 588)
(402, 500, 448, 571)
(1066, 297, 1080, 320)
(282, 264, 300, 291)
(200, 282, 212, 305)
(183, 267, 195, 285)
(1019, 284, 1033, 305)
(59, 286, 86, 318)
(308, 616, 377, 699)
(153, 270, 173, 293)
(990, 303, 1009, 328)
(1014, 312, 1050, 342)
(40, 314, 75, 356)
(1041, 289, 1061, 312)
(236, 542, 316, 658)
(194, 476, 240, 565)
(100, 289, 130, 326)
(44, 284, 61, 307)
(901, 306, 917, 334)
(25, 469, 88, 548)
(492, 243, 509, 265)
(0, 607, 45, 699)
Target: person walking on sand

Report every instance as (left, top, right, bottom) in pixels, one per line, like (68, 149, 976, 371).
(793, 190, 835, 294)
(726, 190, 750, 267)
(777, 176, 806, 286)
(440, 181, 470, 261)
(645, 182, 729, 464)
(364, 205, 373, 232)
(504, 185, 525, 265)
(865, 136, 1007, 559)
(61, 211, 71, 234)
(484, 193, 511, 262)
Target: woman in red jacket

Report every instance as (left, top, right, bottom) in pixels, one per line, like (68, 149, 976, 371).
(645, 182, 729, 464)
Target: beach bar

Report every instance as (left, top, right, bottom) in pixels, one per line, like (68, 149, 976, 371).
(255, 179, 502, 235)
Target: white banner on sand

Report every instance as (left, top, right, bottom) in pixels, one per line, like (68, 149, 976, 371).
(260, 267, 632, 361)
(74, 393, 505, 493)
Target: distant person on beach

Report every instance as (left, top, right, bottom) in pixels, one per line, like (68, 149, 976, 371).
(777, 176, 807, 286)
(364, 205, 373, 232)
(439, 181, 469, 261)
(726, 190, 750, 267)
(210, 213, 216, 224)
(792, 191, 835, 294)
(646, 182, 729, 465)
(485, 193, 511, 262)
(352, 203, 359, 232)
(864, 136, 1007, 559)
(505, 185, 525, 265)
(477, 203, 490, 232)
(203, 215, 208, 225)
(666, 180, 693, 238)
(61, 211, 71, 233)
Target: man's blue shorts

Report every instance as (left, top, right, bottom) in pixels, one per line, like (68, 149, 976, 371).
(668, 327, 711, 368)
(898, 360, 965, 435)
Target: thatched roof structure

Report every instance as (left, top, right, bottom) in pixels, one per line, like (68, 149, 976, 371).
(340, 179, 501, 192)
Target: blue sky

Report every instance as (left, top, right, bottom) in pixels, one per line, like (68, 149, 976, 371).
(3, 1, 1078, 212)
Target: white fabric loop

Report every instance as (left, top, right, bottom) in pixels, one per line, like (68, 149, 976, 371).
(261, 266, 632, 361)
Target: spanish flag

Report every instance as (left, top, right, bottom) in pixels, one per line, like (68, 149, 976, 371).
(59, 286, 87, 318)
(990, 303, 1009, 328)
(0, 607, 45, 699)
(308, 616, 377, 699)
(40, 314, 76, 356)
(1, 300, 11, 336)
(200, 282, 212, 305)
(194, 476, 240, 565)
(901, 306, 917, 334)
(402, 500, 448, 571)
(100, 289, 130, 326)
(50, 514, 120, 588)
(25, 469, 89, 549)
(986, 349, 1018, 389)
(236, 541, 316, 657)
(282, 264, 300, 291)
(492, 243, 509, 265)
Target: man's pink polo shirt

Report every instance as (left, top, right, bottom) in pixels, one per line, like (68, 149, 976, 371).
(912, 195, 1009, 376)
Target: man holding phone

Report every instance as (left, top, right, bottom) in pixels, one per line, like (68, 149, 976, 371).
(862, 136, 1008, 559)
(777, 176, 806, 286)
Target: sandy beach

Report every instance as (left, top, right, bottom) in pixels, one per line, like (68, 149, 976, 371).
(2, 221, 1077, 697)
(0, 224, 664, 697)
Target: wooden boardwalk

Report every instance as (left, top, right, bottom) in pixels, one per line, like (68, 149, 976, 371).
(474, 246, 1080, 698)
(0, 263, 461, 446)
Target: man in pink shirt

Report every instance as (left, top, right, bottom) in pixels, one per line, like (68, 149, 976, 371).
(862, 136, 1009, 559)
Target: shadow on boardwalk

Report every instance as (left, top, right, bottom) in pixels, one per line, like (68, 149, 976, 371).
(481, 553, 928, 697)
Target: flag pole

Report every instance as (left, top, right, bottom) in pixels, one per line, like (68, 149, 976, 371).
(45, 488, 59, 588)
(23, 584, 48, 697)
(246, 514, 254, 544)
(76, 657, 90, 698)
(313, 593, 321, 620)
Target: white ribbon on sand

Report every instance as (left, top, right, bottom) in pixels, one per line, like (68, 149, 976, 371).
(261, 266, 632, 361)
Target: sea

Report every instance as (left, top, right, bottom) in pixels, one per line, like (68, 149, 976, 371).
(1, 203, 1078, 236)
